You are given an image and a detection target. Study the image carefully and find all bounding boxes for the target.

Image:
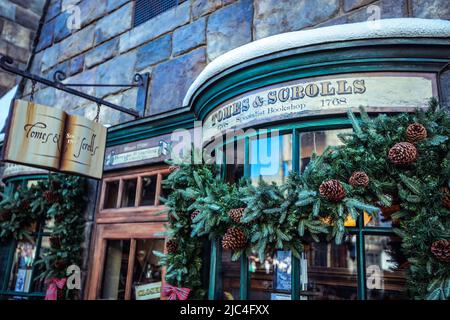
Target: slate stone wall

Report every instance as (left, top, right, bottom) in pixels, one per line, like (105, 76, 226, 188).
(20, 0, 450, 124)
(0, 0, 47, 96)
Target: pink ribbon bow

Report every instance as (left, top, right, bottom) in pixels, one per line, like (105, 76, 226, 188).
(45, 278, 67, 300)
(162, 283, 191, 300)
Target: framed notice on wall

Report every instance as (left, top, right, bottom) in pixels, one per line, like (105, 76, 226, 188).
(2, 100, 107, 179)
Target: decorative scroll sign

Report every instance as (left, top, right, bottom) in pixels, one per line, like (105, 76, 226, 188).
(2, 100, 107, 179)
(202, 72, 438, 142)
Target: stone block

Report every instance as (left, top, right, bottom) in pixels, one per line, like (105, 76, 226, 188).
(135, 34, 171, 71)
(36, 20, 55, 52)
(344, 0, 375, 12)
(0, 0, 16, 20)
(119, 1, 190, 53)
(46, 0, 61, 21)
(412, 0, 450, 20)
(14, 6, 41, 30)
(69, 54, 84, 75)
(40, 43, 60, 71)
(150, 48, 206, 115)
(64, 66, 97, 96)
(173, 17, 206, 56)
(54, 11, 72, 42)
(253, 0, 340, 40)
(59, 24, 95, 62)
(85, 37, 119, 68)
(106, 0, 130, 12)
(1, 20, 33, 49)
(192, 0, 222, 19)
(207, 0, 253, 60)
(96, 52, 137, 97)
(94, 1, 132, 45)
(79, 0, 107, 27)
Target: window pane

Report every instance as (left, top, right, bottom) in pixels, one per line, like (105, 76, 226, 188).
(8, 240, 37, 293)
(366, 207, 398, 228)
(121, 179, 137, 208)
(101, 240, 130, 300)
(104, 181, 119, 209)
(140, 176, 157, 206)
(365, 235, 407, 299)
(0, 242, 12, 290)
(250, 133, 292, 185)
(300, 129, 351, 172)
(32, 237, 52, 293)
(304, 235, 358, 300)
(220, 250, 240, 300)
(225, 140, 244, 184)
(131, 239, 164, 300)
(248, 251, 292, 300)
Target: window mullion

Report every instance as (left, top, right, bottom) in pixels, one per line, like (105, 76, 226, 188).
(356, 216, 367, 300)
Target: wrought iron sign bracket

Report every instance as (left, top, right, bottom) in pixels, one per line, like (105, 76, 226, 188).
(0, 55, 149, 119)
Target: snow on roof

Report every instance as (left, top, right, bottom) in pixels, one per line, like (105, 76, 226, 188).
(183, 18, 450, 107)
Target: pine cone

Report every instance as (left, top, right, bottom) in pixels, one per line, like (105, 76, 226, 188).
(442, 187, 450, 208)
(349, 171, 369, 188)
(430, 240, 450, 263)
(168, 166, 179, 173)
(388, 142, 417, 165)
(406, 123, 427, 144)
(166, 239, 178, 254)
(54, 214, 64, 223)
(319, 180, 346, 202)
(191, 210, 200, 220)
(222, 227, 247, 250)
(228, 208, 246, 224)
(51, 180, 61, 190)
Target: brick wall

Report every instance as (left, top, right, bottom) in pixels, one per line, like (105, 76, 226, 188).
(22, 0, 450, 124)
(0, 0, 47, 96)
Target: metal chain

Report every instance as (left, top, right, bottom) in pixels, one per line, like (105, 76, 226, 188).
(30, 80, 37, 102)
(94, 103, 101, 122)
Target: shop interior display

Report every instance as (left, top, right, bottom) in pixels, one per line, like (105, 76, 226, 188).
(157, 99, 449, 300)
(0, 174, 88, 299)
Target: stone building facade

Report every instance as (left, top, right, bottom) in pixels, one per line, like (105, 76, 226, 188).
(0, 0, 47, 95)
(20, 0, 450, 125)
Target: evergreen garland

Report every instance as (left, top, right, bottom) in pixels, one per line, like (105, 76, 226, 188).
(0, 174, 88, 299)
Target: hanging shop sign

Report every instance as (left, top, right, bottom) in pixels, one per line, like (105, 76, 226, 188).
(2, 100, 107, 180)
(134, 281, 162, 300)
(202, 72, 437, 141)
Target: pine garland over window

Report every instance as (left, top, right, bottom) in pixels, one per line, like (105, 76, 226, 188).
(159, 99, 449, 300)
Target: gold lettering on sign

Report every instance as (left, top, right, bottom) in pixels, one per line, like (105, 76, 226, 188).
(2, 100, 107, 180)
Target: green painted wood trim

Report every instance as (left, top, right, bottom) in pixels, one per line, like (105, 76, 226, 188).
(356, 216, 367, 300)
(189, 38, 450, 120)
(239, 254, 249, 300)
(3, 175, 48, 184)
(208, 237, 221, 300)
(291, 256, 301, 300)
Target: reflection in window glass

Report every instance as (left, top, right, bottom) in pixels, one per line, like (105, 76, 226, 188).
(140, 176, 157, 206)
(248, 251, 292, 300)
(104, 181, 119, 209)
(0, 242, 11, 289)
(300, 129, 351, 172)
(304, 235, 358, 300)
(101, 240, 130, 300)
(365, 236, 407, 300)
(220, 250, 240, 300)
(131, 239, 164, 300)
(8, 241, 37, 293)
(366, 208, 396, 228)
(250, 133, 292, 185)
(33, 237, 52, 293)
(121, 179, 137, 208)
(225, 140, 244, 184)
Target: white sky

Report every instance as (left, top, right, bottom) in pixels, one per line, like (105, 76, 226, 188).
(0, 85, 17, 142)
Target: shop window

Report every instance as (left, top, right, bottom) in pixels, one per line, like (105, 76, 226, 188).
(365, 235, 407, 300)
(248, 251, 292, 300)
(304, 235, 358, 300)
(104, 180, 120, 209)
(224, 139, 244, 184)
(131, 239, 164, 300)
(7, 241, 37, 293)
(140, 176, 158, 206)
(100, 238, 164, 300)
(250, 133, 292, 185)
(101, 240, 131, 300)
(220, 250, 240, 300)
(121, 179, 138, 207)
(0, 243, 11, 289)
(300, 129, 351, 172)
(100, 169, 169, 212)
